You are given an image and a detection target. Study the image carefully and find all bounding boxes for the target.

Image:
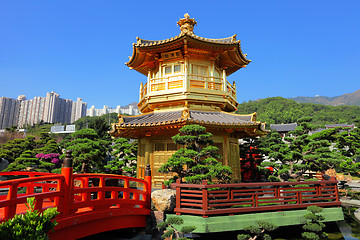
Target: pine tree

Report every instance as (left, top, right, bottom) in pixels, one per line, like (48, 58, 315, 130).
(5, 150, 39, 171)
(105, 138, 138, 176)
(259, 117, 344, 181)
(156, 216, 196, 240)
(237, 220, 278, 240)
(159, 125, 232, 185)
(302, 206, 327, 240)
(63, 129, 109, 173)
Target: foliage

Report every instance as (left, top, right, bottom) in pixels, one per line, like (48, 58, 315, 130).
(4, 126, 18, 132)
(35, 139, 62, 155)
(88, 117, 111, 140)
(156, 216, 196, 240)
(74, 113, 118, 140)
(302, 205, 327, 240)
(0, 136, 37, 164)
(0, 197, 58, 240)
(104, 138, 138, 177)
(35, 153, 62, 173)
(335, 127, 360, 159)
(237, 97, 360, 125)
(258, 117, 351, 181)
(339, 158, 360, 176)
(237, 220, 278, 240)
(63, 128, 109, 173)
(5, 150, 39, 172)
(24, 122, 52, 136)
(159, 125, 232, 185)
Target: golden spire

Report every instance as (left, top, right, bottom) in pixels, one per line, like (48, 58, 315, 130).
(177, 13, 197, 34)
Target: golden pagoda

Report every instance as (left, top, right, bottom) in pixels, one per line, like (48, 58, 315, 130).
(110, 14, 268, 187)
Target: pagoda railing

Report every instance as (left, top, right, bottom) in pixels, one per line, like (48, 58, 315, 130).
(188, 75, 223, 91)
(226, 80, 236, 99)
(139, 75, 236, 103)
(139, 82, 147, 101)
(172, 178, 340, 218)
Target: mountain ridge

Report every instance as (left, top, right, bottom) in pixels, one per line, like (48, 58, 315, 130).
(289, 89, 360, 107)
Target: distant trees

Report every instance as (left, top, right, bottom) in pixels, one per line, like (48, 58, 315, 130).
(73, 113, 118, 140)
(237, 97, 360, 125)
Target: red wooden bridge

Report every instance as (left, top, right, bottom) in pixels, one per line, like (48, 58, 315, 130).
(0, 154, 152, 240)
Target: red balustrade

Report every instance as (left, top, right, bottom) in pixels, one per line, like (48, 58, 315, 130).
(0, 174, 64, 219)
(0, 152, 152, 240)
(172, 178, 341, 218)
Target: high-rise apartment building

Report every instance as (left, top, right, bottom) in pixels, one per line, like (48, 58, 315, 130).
(86, 104, 140, 117)
(0, 92, 87, 129)
(71, 98, 87, 123)
(0, 97, 21, 129)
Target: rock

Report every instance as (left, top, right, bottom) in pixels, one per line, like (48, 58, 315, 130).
(151, 189, 176, 212)
(337, 174, 345, 181)
(337, 174, 353, 182)
(0, 158, 9, 171)
(325, 169, 337, 177)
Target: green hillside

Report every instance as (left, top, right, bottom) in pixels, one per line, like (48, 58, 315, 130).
(236, 97, 360, 125)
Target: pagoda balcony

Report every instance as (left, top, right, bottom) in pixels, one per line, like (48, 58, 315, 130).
(138, 74, 237, 111)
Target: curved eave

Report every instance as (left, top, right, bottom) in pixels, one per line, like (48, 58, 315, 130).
(110, 120, 268, 139)
(126, 33, 251, 76)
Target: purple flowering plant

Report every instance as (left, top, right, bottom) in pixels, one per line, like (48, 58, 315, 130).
(36, 153, 62, 167)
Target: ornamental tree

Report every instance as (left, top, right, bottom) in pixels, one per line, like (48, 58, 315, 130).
(0, 136, 37, 164)
(105, 138, 138, 177)
(237, 220, 278, 240)
(5, 150, 39, 172)
(259, 117, 344, 182)
(35, 139, 61, 155)
(156, 216, 196, 240)
(63, 128, 109, 173)
(302, 206, 327, 240)
(159, 125, 232, 185)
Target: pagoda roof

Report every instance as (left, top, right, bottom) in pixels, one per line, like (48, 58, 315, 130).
(270, 123, 298, 133)
(109, 110, 268, 138)
(126, 14, 251, 76)
(135, 32, 239, 47)
(120, 110, 256, 126)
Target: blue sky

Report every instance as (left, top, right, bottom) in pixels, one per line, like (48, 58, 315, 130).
(1, 1, 359, 108)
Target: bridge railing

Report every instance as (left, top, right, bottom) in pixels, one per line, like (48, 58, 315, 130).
(172, 178, 341, 217)
(70, 173, 151, 213)
(0, 151, 152, 222)
(0, 171, 57, 179)
(0, 174, 65, 220)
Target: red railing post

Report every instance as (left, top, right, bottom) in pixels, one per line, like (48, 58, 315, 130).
(4, 182, 18, 219)
(61, 150, 73, 216)
(175, 179, 181, 215)
(202, 180, 208, 218)
(144, 165, 152, 208)
(332, 178, 340, 201)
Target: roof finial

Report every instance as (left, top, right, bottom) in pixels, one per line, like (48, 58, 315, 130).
(177, 13, 197, 34)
